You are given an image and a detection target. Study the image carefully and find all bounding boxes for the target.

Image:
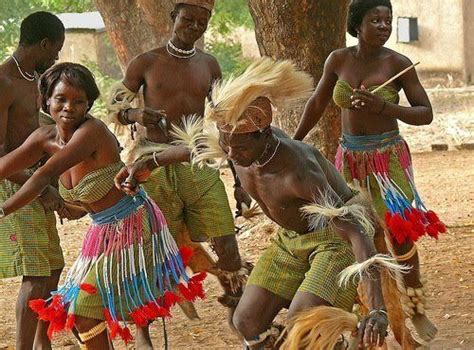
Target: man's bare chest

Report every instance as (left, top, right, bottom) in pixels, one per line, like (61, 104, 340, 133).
(7, 92, 39, 148)
(144, 65, 212, 97)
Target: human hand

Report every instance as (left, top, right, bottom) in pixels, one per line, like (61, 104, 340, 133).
(351, 86, 386, 114)
(38, 185, 63, 212)
(130, 107, 167, 129)
(234, 186, 252, 217)
(358, 309, 389, 348)
(114, 160, 151, 195)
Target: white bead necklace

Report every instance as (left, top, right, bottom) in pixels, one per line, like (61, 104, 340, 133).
(11, 55, 36, 82)
(166, 40, 196, 59)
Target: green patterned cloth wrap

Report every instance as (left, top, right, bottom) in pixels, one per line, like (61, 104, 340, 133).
(0, 168, 64, 278)
(247, 226, 357, 311)
(333, 80, 399, 109)
(140, 143, 235, 242)
(59, 161, 124, 204)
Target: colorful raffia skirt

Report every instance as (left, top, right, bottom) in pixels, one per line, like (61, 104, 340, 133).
(29, 189, 204, 344)
(335, 130, 446, 245)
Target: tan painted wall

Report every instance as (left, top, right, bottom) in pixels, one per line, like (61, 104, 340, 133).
(59, 31, 99, 64)
(58, 30, 122, 78)
(346, 0, 466, 75)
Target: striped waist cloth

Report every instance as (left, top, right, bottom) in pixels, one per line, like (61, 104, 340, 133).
(90, 188, 147, 225)
(340, 130, 402, 151)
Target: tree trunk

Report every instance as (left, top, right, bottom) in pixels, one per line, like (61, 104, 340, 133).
(248, 0, 349, 161)
(94, 0, 174, 69)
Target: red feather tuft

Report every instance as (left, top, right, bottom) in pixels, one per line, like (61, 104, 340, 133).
(103, 308, 113, 327)
(130, 309, 148, 328)
(388, 213, 407, 245)
(384, 211, 393, 226)
(109, 321, 121, 340)
(178, 283, 195, 301)
(163, 291, 181, 308)
(120, 326, 133, 344)
(426, 224, 439, 239)
(80, 283, 97, 294)
(65, 314, 76, 331)
(156, 305, 171, 318)
(190, 271, 207, 283)
(435, 221, 447, 233)
(179, 246, 194, 266)
(425, 210, 440, 224)
(188, 280, 205, 300)
(29, 299, 46, 313)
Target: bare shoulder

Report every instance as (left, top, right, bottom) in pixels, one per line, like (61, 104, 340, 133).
(127, 47, 167, 73)
(383, 47, 413, 69)
(282, 138, 322, 168)
(129, 50, 157, 69)
(29, 124, 57, 144)
(199, 50, 221, 75)
(79, 116, 110, 134)
(324, 47, 352, 72)
(0, 71, 15, 102)
(329, 47, 353, 63)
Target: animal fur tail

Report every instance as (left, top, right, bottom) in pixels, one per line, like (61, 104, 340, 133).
(339, 253, 411, 287)
(281, 306, 358, 350)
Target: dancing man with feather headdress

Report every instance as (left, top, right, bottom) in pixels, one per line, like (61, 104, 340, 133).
(115, 58, 412, 349)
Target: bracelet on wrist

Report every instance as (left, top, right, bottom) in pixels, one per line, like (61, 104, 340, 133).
(368, 308, 388, 317)
(152, 152, 161, 168)
(121, 108, 133, 124)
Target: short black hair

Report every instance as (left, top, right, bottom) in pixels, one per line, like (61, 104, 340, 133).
(347, 0, 392, 37)
(39, 63, 100, 113)
(19, 11, 65, 46)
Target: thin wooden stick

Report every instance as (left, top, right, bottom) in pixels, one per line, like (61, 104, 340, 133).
(372, 61, 420, 93)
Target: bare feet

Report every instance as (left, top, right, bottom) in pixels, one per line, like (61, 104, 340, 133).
(407, 313, 438, 344)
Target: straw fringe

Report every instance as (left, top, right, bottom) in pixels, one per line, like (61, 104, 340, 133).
(300, 190, 375, 236)
(338, 253, 411, 287)
(206, 57, 313, 130)
(170, 115, 204, 151)
(169, 116, 228, 168)
(281, 306, 358, 350)
(106, 82, 138, 125)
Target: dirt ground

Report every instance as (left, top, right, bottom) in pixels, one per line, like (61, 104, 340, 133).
(0, 89, 473, 349)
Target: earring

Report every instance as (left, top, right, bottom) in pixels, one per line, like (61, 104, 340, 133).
(46, 100, 50, 105)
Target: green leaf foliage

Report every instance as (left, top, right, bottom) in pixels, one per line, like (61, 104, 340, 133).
(206, 0, 254, 78)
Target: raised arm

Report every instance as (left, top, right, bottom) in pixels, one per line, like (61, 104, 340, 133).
(0, 120, 99, 216)
(293, 52, 339, 141)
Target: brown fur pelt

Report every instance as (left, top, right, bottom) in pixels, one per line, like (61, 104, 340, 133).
(281, 306, 358, 350)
